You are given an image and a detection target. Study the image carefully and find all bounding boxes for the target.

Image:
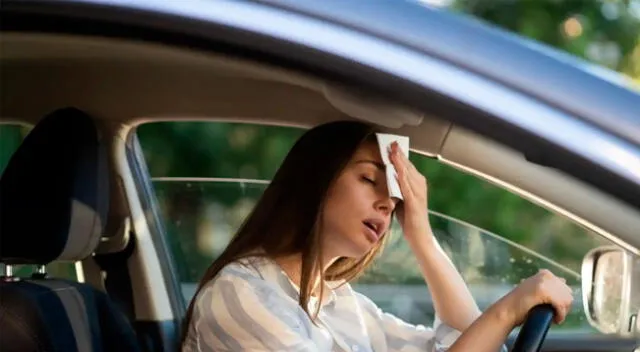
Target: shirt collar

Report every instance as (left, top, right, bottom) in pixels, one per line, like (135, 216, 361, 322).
(244, 255, 339, 308)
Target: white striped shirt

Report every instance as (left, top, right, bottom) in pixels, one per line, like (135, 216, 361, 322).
(184, 256, 502, 352)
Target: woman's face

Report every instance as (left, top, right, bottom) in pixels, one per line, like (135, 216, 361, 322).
(321, 141, 397, 260)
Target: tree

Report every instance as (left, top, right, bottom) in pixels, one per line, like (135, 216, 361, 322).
(452, 0, 640, 85)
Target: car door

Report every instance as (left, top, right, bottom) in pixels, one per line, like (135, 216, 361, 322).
(3, 1, 639, 351)
(132, 121, 639, 352)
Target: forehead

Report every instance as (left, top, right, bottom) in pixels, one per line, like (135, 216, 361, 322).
(351, 141, 383, 163)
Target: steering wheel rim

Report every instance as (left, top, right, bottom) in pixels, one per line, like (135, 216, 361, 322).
(510, 304, 555, 352)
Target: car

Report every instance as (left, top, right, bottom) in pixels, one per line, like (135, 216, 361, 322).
(1, 0, 639, 351)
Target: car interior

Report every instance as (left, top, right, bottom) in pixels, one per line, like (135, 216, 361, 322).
(1, 32, 639, 351)
(0, 108, 140, 352)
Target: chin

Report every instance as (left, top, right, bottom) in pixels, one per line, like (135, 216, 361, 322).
(326, 229, 377, 259)
(340, 239, 375, 259)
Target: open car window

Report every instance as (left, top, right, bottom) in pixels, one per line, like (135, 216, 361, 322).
(136, 121, 619, 335)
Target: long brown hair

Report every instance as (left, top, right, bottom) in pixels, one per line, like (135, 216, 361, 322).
(181, 120, 392, 344)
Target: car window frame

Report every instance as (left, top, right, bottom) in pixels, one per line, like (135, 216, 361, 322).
(132, 135, 640, 348)
(6, 0, 638, 248)
(4, 0, 639, 349)
(74, 0, 639, 347)
(139, 163, 598, 327)
(127, 133, 187, 320)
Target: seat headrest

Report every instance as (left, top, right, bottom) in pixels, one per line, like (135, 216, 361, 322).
(0, 108, 108, 264)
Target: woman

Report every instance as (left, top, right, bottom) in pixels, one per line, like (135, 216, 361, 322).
(182, 121, 573, 352)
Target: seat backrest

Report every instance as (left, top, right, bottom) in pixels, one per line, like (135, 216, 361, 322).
(0, 107, 140, 352)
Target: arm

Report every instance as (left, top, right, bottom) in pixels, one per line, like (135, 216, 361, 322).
(442, 302, 511, 352)
(407, 232, 480, 331)
(392, 233, 508, 352)
(354, 288, 506, 352)
(389, 142, 480, 331)
(446, 268, 575, 352)
(389, 142, 573, 352)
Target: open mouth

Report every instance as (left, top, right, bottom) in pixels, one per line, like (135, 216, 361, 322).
(363, 221, 378, 233)
(362, 220, 382, 242)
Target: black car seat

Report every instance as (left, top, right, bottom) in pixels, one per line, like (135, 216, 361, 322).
(0, 108, 140, 352)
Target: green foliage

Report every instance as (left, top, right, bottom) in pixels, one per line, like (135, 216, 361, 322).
(452, 0, 640, 85)
(139, 121, 302, 179)
(4, 1, 637, 332)
(138, 121, 602, 331)
(0, 124, 31, 175)
(138, 121, 610, 277)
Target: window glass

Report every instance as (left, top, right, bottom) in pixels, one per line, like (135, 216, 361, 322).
(137, 121, 618, 334)
(0, 124, 30, 174)
(0, 124, 78, 281)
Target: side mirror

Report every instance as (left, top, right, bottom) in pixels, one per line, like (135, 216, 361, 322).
(581, 246, 639, 336)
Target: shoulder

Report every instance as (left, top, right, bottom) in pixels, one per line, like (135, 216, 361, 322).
(193, 257, 298, 314)
(197, 258, 269, 296)
(216, 258, 264, 283)
(187, 259, 309, 347)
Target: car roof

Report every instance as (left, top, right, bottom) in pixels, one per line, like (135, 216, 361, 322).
(3, 0, 640, 146)
(257, 0, 640, 145)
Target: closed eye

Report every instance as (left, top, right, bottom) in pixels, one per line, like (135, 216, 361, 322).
(361, 176, 377, 186)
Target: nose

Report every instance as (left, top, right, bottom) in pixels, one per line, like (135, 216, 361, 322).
(374, 196, 395, 216)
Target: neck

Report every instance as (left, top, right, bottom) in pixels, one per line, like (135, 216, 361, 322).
(275, 253, 339, 295)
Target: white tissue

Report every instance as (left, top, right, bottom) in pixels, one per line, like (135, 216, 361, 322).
(375, 133, 410, 200)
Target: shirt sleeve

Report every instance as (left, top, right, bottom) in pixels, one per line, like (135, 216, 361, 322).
(187, 267, 319, 352)
(354, 291, 507, 352)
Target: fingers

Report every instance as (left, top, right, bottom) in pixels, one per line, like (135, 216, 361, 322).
(389, 142, 425, 196)
(551, 301, 568, 324)
(559, 282, 574, 324)
(551, 273, 574, 322)
(389, 143, 407, 175)
(389, 142, 413, 197)
(536, 269, 574, 324)
(397, 169, 415, 199)
(390, 142, 417, 175)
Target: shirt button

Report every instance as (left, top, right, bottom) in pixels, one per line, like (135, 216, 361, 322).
(352, 345, 360, 352)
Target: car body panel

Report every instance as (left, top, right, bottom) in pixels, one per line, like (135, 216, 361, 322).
(252, 0, 640, 146)
(1, 1, 639, 351)
(3, 0, 640, 221)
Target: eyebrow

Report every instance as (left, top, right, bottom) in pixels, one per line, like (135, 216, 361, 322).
(355, 159, 385, 171)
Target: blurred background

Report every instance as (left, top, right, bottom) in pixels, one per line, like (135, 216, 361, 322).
(439, 0, 640, 86)
(1, 0, 638, 336)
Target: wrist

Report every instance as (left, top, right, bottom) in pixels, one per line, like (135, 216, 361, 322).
(406, 229, 439, 258)
(488, 296, 516, 328)
(402, 212, 432, 237)
(404, 226, 435, 245)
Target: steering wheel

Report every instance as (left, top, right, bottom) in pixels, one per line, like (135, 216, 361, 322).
(510, 304, 555, 352)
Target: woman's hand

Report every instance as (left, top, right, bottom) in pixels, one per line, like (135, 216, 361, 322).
(388, 142, 431, 242)
(493, 269, 574, 327)
(431, 269, 573, 352)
